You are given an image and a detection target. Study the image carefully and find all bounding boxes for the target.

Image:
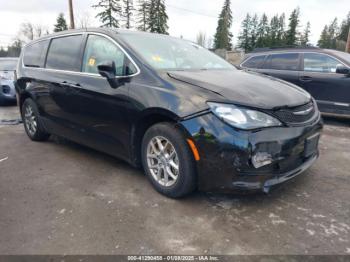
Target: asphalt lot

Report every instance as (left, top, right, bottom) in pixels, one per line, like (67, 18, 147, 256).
(0, 105, 350, 255)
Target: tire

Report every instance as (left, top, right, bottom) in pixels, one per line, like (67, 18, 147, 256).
(141, 122, 197, 198)
(21, 98, 50, 141)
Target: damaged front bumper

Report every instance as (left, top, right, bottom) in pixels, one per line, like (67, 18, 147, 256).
(180, 112, 323, 193)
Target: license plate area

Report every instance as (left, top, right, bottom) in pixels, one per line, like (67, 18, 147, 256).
(304, 133, 320, 157)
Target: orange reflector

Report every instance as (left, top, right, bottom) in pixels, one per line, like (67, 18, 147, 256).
(187, 139, 200, 161)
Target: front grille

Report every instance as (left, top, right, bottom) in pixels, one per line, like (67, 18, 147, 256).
(272, 101, 316, 125)
(1, 85, 11, 94)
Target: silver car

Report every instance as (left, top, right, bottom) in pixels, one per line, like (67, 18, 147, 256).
(0, 58, 18, 105)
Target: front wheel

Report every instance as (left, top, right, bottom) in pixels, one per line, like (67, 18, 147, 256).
(21, 98, 50, 141)
(141, 122, 197, 198)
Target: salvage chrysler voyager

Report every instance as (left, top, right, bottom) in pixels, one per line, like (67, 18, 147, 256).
(16, 28, 323, 198)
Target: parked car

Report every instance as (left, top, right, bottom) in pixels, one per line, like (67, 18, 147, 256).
(0, 57, 18, 105)
(16, 29, 323, 198)
(240, 47, 350, 117)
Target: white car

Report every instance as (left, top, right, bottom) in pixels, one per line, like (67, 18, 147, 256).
(0, 58, 18, 105)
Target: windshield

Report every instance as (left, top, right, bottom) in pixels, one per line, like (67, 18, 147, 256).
(0, 60, 18, 71)
(120, 33, 235, 71)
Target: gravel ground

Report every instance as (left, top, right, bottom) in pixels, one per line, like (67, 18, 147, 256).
(0, 105, 349, 255)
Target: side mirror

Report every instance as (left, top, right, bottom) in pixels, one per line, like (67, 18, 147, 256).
(336, 64, 350, 75)
(97, 61, 121, 89)
(98, 61, 116, 79)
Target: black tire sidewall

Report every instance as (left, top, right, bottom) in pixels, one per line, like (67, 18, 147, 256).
(141, 122, 196, 198)
(21, 98, 49, 141)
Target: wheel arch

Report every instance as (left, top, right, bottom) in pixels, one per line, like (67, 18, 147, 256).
(129, 108, 191, 167)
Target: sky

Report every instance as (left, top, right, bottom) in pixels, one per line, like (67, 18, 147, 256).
(0, 0, 349, 48)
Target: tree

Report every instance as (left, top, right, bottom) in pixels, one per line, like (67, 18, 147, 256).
(214, 0, 233, 50)
(54, 13, 68, 32)
(123, 0, 134, 29)
(286, 7, 300, 45)
(300, 21, 311, 46)
(76, 11, 93, 29)
(338, 12, 350, 42)
(18, 22, 47, 43)
(93, 0, 122, 28)
(7, 39, 22, 57)
(136, 0, 149, 31)
(196, 31, 207, 47)
(237, 14, 252, 51)
(250, 14, 259, 49)
(256, 13, 269, 48)
(147, 0, 168, 34)
(269, 15, 280, 47)
(318, 25, 329, 48)
(277, 14, 286, 45)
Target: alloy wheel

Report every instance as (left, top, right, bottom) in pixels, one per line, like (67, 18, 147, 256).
(24, 104, 37, 136)
(146, 136, 180, 187)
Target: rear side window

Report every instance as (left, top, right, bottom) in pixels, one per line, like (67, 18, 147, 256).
(241, 55, 266, 69)
(23, 40, 49, 68)
(304, 53, 344, 73)
(265, 53, 299, 71)
(46, 35, 83, 71)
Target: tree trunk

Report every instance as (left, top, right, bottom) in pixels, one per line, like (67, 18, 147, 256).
(68, 0, 75, 29)
(346, 27, 350, 53)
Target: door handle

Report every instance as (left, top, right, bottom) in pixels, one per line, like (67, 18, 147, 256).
(299, 76, 313, 82)
(61, 81, 81, 88)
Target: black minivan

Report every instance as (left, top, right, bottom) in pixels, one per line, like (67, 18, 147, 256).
(16, 29, 323, 198)
(240, 47, 350, 117)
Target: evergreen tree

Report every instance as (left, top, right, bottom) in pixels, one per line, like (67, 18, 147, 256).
(123, 0, 134, 29)
(256, 13, 270, 48)
(318, 25, 329, 48)
(93, 0, 122, 28)
(250, 14, 259, 49)
(277, 14, 286, 45)
(53, 13, 68, 32)
(136, 0, 149, 31)
(338, 12, 350, 42)
(214, 0, 233, 50)
(238, 14, 252, 51)
(269, 15, 280, 47)
(286, 7, 300, 45)
(300, 21, 311, 46)
(147, 0, 169, 34)
(327, 18, 339, 49)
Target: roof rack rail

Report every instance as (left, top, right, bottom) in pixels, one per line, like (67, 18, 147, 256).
(250, 45, 319, 53)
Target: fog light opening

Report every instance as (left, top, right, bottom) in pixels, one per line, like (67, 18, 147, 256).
(252, 152, 273, 169)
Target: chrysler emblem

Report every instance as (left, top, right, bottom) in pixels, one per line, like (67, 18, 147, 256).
(293, 107, 313, 115)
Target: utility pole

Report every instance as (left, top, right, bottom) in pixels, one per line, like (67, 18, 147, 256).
(68, 0, 75, 29)
(346, 26, 350, 53)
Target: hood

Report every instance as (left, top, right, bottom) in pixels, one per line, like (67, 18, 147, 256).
(168, 69, 311, 109)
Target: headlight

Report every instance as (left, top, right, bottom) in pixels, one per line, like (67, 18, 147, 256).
(208, 102, 282, 130)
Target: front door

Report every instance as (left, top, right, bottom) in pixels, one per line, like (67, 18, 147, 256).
(300, 52, 350, 114)
(64, 34, 139, 160)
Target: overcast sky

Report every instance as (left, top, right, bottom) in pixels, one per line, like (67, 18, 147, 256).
(0, 0, 349, 48)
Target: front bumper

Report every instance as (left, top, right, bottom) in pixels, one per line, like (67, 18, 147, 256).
(181, 112, 323, 193)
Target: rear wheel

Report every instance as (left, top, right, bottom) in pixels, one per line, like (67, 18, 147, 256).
(141, 122, 197, 198)
(22, 98, 50, 141)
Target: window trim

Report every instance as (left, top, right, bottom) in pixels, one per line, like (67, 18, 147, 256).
(22, 39, 50, 68)
(301, 52, 348, 74)
(263, 52, 301, 71)
(240, 55, 267, 69)
(22, 32, 141, 79)
(45, 33, 85, 72)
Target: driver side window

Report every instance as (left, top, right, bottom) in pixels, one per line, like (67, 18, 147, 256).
(82, 35, 136, 76)
(304, 53, 344, 73)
